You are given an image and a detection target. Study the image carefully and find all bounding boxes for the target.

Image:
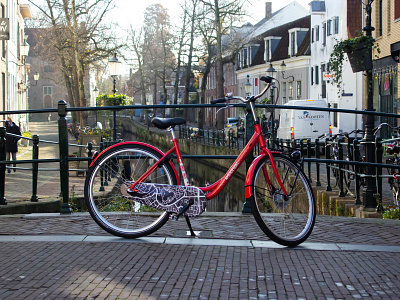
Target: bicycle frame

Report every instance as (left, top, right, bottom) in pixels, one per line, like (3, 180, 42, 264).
(126, 112, 288, 201)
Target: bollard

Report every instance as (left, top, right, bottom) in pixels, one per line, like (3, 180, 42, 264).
(0, 127, 7, 205)
(353, 139, 362, 205)
(375, 137, 383, 212)
(30, 134, 39, 202)
(58, 100, 72, 214)
(307, 139, 312, 183)
(315, 139, 321, 186)
(325, 139, 332, 191)
(338, 139, 345, 197)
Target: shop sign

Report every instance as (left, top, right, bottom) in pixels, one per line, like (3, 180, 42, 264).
(0, 18, 9, 40)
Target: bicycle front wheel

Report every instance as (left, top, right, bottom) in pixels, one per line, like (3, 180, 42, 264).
(85, 143, 178, 238)
(250, 153, 316, 247)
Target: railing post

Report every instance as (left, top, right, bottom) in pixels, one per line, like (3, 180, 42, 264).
(30, 134, 39, 202)
(353, 139, 362, 205)
(113, 109, 117, 141)
(338, 139, 345, 197)
(242, 102, 254, 213)
(0, 127, 7, 205)
(326, 139, 332, 191)
(87, 142, 93, 169)
(315, 139, 321, 186)
(58, 100, 72, 214)
(299, 140, 304, 170)
(375, 137, 383, 212)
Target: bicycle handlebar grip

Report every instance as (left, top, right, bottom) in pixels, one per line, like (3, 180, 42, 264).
(211, 98, 226, 105)
(260, 76, 274, 83)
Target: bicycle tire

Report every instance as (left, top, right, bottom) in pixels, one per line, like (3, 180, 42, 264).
(85, 143, 178, 238)
(249, 153, 316, 247)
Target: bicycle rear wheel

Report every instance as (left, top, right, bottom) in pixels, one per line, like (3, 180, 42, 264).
(85, 143, 178, 238)
(250, 153, 316, 247)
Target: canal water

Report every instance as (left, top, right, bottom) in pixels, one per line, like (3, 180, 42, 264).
(123, 131, 246, 212)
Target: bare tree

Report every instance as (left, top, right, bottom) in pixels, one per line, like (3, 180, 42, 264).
(28, 0, 121, 127)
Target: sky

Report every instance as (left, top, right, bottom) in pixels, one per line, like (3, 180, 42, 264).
(112, 0, 311, 30)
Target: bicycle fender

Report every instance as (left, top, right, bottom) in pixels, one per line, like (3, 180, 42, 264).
(245, 153, 269, 198)
(89, 141, 180, 184)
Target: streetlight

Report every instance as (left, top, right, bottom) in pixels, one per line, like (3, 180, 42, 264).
(280, 61, 294, 81)
(266, 63, 276, 139)
(108, 52, 122, 141)
(244, 74, 252, 98)
(20, 36, 30, 59)
(108, 52, 121, 94)
(93, 87, 99, 124)
(30, 72, 39, 86)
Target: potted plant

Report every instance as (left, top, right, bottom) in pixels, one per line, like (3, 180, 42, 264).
(329, 35, 379, 84)
(20, 131, 32, 147)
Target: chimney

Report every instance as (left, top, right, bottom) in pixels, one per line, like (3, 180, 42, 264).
(265, 2, 272, 20)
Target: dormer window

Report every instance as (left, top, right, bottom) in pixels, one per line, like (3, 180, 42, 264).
(238, 44, 259, 68)
(288, 28, 308, 57)
(264, 37, 281, 62)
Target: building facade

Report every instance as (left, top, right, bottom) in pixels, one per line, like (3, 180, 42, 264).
(0, 0, 31, 131)
(371, 0, 400, 137)
(309, 0, 364, 135)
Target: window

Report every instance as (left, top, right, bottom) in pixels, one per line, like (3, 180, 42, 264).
(396, 0, 400, 21)
(1, 4, 5, 58)
(322, 23, 326, 46)
(312, 28, 314, 43)
(333, 103, 338, 127)
(321, 64, 326, 98)
(265, 39, 270, 61)
(315, 66, 319, 85)
(296, 81, 302, 98)
(327, 19, 332, 36)
(378, 0, 383, 36)
(334, 16, 339, 34)
(290, 32, 296, 56)
(288, 82, 293, 100)
(44, 86, 52, 95)
(311, 67, 314, 85)
(44, 62, 53, 73)
(315, 25, 319, 41)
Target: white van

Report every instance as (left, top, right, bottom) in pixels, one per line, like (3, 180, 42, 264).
(277, 99, 330, 141)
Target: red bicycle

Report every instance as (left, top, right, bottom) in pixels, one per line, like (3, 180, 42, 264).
(84, 76, 316, 246)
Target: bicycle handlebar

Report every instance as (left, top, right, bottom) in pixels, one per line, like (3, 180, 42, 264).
(211, 76, 275, 105)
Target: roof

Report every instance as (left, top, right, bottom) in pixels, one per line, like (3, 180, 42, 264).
(249, 15, 311, 66)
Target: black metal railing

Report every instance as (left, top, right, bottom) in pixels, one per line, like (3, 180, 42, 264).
(1, 101, 400, 213)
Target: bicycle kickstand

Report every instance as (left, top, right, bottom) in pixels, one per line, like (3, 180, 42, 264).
(185, 216, 196, 237)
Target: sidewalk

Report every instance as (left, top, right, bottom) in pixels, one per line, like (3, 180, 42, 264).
(0, 213, 399, 299)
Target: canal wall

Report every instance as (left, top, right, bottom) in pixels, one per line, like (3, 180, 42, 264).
(120, 119, 380, 218)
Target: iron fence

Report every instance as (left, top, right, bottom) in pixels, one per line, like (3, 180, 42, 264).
(1, 101, 400, 213)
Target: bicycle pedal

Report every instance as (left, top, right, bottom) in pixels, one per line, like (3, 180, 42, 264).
(170, 214, 179, 221)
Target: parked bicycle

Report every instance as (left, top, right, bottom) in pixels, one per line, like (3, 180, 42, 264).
(374, 122, 400, 209)
(319, 129, 365, 195)
(84, 76, 316, 247)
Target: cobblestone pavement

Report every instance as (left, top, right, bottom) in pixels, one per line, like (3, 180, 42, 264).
(0, 214, 400, 299)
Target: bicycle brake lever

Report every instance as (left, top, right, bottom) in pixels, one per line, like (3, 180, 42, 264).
(216, 104, 234, 116)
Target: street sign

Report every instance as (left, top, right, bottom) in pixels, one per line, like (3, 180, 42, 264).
(0, 18, 9, 40)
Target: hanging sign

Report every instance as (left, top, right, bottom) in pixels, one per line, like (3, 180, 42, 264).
(383, 73, 391, 96)
(323, 72, 336, 81)
(0, 18, 9, 40)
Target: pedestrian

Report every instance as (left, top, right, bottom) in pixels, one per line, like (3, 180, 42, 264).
(5, 117, 21, 174)
(48, 112, 51, 123)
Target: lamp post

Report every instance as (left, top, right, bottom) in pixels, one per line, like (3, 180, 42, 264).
(280, 61, 295, 81)
(93, 86, 99, 124)
(242, 74, 253, 214)
(108, 53, 121, 141)
(362, 0, 377, 209)
(30, 72, 39, 86)
(266, 63, 276, 139)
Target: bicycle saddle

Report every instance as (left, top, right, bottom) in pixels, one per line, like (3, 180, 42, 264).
(151, 117, 186, 129)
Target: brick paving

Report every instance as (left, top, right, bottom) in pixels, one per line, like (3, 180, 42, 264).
(2, 122, 400, 298)
(0, 214, 399, 298)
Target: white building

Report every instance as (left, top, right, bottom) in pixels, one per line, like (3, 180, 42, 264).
(0, 0, 32, 131)
(309, 0, 364, 134)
